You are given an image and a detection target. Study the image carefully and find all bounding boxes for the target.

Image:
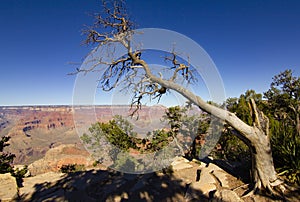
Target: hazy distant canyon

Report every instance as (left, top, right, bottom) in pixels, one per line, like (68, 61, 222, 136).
(0, 105, 167, 165)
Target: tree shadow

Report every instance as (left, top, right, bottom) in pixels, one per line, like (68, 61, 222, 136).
(200, 157, 251, 184)
(16, 167, 212, 202)
(14, 162, 300, 201)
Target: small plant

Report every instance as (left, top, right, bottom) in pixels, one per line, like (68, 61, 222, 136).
(12, 165, 28, 187)
(60, 164, 85, 173)
(12, 165, 28, 178)
(92, 160, 102, 167)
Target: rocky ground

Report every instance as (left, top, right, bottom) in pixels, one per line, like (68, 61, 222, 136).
(1, 145, 299, 202)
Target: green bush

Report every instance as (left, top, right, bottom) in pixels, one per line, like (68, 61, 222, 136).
(12, 165, 29, 187)
(1, 136, 29, 187)
(0, 136, 15, 174)
(270, 119, 300, 185)
(60, 164, 85, 173)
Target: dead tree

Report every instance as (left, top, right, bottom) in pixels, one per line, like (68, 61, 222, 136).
(77, 0, 290, 197)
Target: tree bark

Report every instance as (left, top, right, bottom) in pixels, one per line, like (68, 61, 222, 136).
(250, 129, 279, 192)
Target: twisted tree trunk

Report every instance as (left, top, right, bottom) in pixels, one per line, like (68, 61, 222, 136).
(249, 128, 279, 192)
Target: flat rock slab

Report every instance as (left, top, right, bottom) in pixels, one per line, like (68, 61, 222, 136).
(212, 170, 230, 188)
(213, 189, 244, 202)
(19, 172, 65, 200)
(172, 162, 193, 171)
(205, 163, 223, 173)
(186, 181, 216, 200)
(171, 156, 193, 171)
(199, 169, 217, 184)
(0, 173, 18, 202)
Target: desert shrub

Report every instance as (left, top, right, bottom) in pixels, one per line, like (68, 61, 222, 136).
(12, 165, 28, 178)
(12, 165, 28, 187)
(85, 117, 138, 152)
(270, 119, 300, 185)
(148, 129, 172, 152)
(60, 164, 85, 173)
(1, 136, 29, 187)
(0, 136, 15, 174)
(92, 160, 102, 167)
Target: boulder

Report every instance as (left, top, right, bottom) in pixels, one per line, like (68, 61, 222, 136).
(18, 172, 65, 201)
(171, 156, 193, 171)
(0, 173, 18, 202)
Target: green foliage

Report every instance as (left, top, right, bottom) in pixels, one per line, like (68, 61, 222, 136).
(149, 129, 172, 152)
(83, 116, 137, 152)
(1, 136, 29, 187)
(215, 72, 300, 185)
(12, 165, 28, 178)
(60, 164, 85, 173)
(265, 70, 300, 185)
(270, 120, 300, 184)
(12, 165, 29, 187)
(99, 120, 136, 151)
(81, 133, 92, 145)
(164, 105, 211, 159)
(0, 136, 15, 174)
(92, 160, 101, 167)
(264, 69, 300, 122)
(217, 71, 300, 185)
(83, 114, 176, 156)
(164, 106, 186, 131)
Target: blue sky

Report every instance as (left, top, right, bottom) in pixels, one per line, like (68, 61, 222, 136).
(0, 0, 299, 106)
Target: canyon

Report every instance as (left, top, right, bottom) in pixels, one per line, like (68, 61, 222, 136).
(0, 105, 167, 165)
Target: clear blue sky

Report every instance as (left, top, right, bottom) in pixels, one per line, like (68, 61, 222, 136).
(0, 0, 299, 106)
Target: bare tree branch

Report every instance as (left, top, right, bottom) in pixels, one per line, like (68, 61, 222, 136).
(83, 0, 134, 46)
(164, 51, 193, 82)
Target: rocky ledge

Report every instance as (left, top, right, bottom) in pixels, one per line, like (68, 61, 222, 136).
(1, 145, 298, 202)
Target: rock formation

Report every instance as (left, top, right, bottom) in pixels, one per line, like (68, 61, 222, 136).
(28, 144, 94, 175)
(0, 173, 18, 202)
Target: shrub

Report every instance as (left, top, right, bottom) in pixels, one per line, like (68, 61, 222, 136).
(0, 136, 15, 174)
(270, 119, 300, 185)
(60, 164, 85, 173)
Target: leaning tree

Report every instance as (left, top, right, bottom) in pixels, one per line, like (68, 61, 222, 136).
(76, 0, 289, 196)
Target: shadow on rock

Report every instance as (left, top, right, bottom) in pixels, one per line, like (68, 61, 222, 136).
(16, 168, 208, 202)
